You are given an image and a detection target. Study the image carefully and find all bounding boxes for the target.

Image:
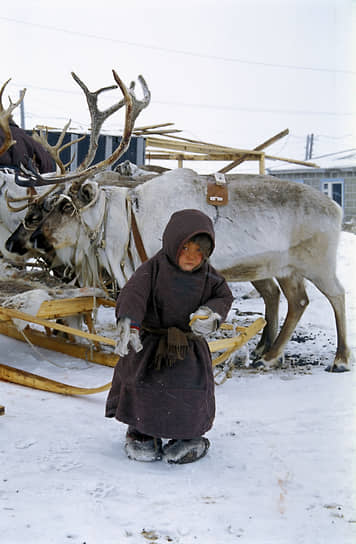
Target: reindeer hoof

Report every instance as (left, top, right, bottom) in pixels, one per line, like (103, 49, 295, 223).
(325, 364, 350, 373)
(251, 355, 283, 370)
(250, 359, 266, 369)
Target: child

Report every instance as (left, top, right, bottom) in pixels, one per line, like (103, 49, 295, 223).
(105, 209, 233, 464)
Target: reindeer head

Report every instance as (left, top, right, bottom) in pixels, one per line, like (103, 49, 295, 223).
(9, 69, 150, 282)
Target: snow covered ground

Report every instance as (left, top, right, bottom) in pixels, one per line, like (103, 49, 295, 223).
(1, 232, 356, 544)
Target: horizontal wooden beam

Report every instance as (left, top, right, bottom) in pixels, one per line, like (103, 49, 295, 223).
(145, 137, 263, 156)
(0, 321, 117, 367)
(0, 307, 116, 347)
(36, 296, 115, 319)
(134, 122, 175, 131)
(136, 129, 183, 136)
(264, 154, 319, 168)
(219, 128, 289, 174)
(146, 152, 259, 162)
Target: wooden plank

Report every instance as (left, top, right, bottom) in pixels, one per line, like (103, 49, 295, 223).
(135, 129, 182, 136)
(37, 296, 115, 319)
(37, 296, 98, 318)
(96, 297, 116, 308)
(219, 128, 289, 174)
(147, 151, 319, 168)
(145, 137, 263, 156)
(154, 132, 259, 152)
(0, 307, 116, 347)
(0, 321, 117, 367)
(134, 122, 175, 131)
(264, 154, 319, 168)
(209, 318, 266, 354)
(146, 152, 258, 162)
(259, 154, 266, 175)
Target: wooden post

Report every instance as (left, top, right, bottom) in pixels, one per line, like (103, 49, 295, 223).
(218, 128, 289, 174)
(259, 153, 265, 174)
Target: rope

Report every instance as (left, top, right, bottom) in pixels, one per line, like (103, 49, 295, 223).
(120, 194, 133, 284)
(18, 323, 91, 370)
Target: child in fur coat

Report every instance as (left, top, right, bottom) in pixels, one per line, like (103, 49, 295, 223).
(106, 209, 233, 464)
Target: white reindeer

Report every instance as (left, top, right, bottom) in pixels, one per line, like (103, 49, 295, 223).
(11, 167, 349, 373)
(8, 72, 350, 373)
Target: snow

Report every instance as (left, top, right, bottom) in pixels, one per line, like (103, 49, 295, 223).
(1, 232, 356, 544)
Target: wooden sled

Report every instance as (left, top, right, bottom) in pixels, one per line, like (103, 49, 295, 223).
(0, 297, 266, 396)
(0, 296, 116, 397)
(210, 317, 266, 367)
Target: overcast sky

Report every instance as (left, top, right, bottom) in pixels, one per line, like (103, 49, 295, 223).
(1, 0, 354, 171)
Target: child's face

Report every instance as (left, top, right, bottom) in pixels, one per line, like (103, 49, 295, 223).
(178, 241, 203, 272)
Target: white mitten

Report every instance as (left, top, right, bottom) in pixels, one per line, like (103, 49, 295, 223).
(128, 328, 143, 353)
(115, 317, 143, 356)
(189, 306, 221, 336)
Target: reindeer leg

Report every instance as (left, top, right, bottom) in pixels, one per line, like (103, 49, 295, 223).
(307, 274, 350, 372)
(251, 279, 280, 357)
(255, 275, 309, 369)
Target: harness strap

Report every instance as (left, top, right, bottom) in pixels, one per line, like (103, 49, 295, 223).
(131, 208, 148, 263)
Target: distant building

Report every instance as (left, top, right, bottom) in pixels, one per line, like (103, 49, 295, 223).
(27, 130, 145, 170)
(268, 150, 356, 223)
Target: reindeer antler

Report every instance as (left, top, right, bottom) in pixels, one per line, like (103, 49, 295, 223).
(15, 69, 150, 188)
(71, 72, 124, 171)
(72, 72, 150, 171)
(0, 79, 26, 156)
(31, 121, 86, 174)
(128, 75, 151, 130)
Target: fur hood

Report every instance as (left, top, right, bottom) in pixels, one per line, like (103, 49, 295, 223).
(162, 209, 215, 267)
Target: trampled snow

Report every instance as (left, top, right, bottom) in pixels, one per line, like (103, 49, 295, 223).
(1, 233, 356, 544)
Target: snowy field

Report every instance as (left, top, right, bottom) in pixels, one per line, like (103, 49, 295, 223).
(1, 232, 356, 544)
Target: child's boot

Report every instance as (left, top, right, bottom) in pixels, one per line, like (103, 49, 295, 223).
(125, 427, 162, 462)
(162, 437, 210, 464)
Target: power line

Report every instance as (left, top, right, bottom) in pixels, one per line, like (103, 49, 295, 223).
(20, 96, 354, 121)
(316, 133, 353, 140)
(152, 99, 353, 116)
(313, 148, 356, 159)
(9, 80, 353, 118)
(1, 15, 354, 75)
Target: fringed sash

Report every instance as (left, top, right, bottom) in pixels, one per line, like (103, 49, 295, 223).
(142, 325, 197, 370)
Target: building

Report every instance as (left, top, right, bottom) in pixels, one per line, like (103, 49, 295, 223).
(267, 150, 356, 224)
(27, 130, 145, 170)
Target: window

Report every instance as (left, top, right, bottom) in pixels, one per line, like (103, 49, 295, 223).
(321, 179, 344, 208)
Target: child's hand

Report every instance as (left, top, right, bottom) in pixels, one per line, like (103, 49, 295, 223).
(115, 317, 143, 356)
(189, 306, 221, 336)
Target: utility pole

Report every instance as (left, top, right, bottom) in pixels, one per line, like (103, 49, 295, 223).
(19, 91, 25, 129)
(305, 133, 314, 160)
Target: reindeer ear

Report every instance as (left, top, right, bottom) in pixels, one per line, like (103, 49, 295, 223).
(78, 181, 98, 205)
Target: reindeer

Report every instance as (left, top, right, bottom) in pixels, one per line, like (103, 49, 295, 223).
(11, 174, 350, 373)
(2, 69, 150, 269)
(7, 70, 350, 373)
